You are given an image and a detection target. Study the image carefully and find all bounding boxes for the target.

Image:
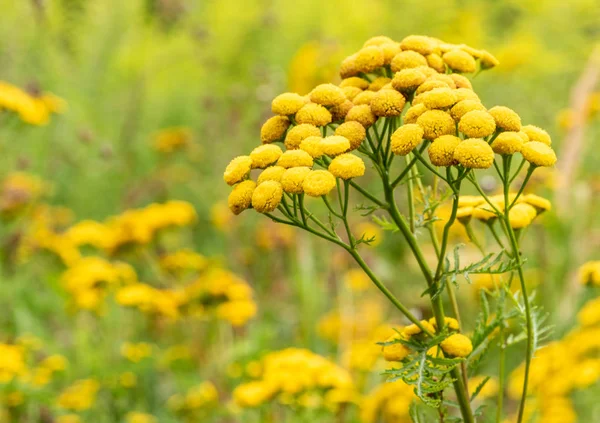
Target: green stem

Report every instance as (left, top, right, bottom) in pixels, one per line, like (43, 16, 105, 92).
(508, 166, 536, 209)
(405, 154, 416, 233)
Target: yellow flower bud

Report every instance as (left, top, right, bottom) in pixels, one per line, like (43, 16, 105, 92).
(428, 135, 461, 166)
(310, 84, 346, 106)
(391, 124, 424, 155)
(370, 89, 406, 117)
(400, 35, 438, 55)
(453, 138, 495, 169)
(303, 170, 337, 197)
(522, 125, 551, 145)
(458, 110, 496, 138)
(224, 156, 252, 186)
(443, 49, 477, 73)
(260, 116, 290, 144)
(440, 334, 473, 357)
(277, 150, 314, 168)
(521, 142, 557, 167)
(416, 110, 455, 140)
(299, 136, 324, 159)
(450, 100, 486, 122)
(228, 180, 256, 215)
(489, 106, 522, 132)
(328, 154, 365, 180)
(390, 50, 428, 72)
(321, 135, 351, 157)
(251, 181, 283, 213)
(281, 167, 312, 194)
(284, 124, 321, 150)
(271, 93, 308, 115)
(257, 166, 286, 184)
(296, 103, 332, 127)
(335, 121, 366, 151)
(491, 132, 524, 155)
(345, 104, 377, 128)
(250, 144, 283, 169)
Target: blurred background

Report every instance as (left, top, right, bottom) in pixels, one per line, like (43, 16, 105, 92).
(0, 0, 599, 422)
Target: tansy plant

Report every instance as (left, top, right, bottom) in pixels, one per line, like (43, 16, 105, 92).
(223, 34, 557, 422)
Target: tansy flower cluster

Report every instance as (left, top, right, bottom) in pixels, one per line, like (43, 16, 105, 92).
(0, 81, 66, 126)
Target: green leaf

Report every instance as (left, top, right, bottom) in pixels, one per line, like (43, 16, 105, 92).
(372, 215, 399, 232)
(470, 376, 491, 402)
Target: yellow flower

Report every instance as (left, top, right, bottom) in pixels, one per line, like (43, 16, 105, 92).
(228, 180, 256, 215)
(223, 156, 252, 186)
(453, 138, 495, 169)
(277, 150, 314, 168)
(257, 166, 286, 184)
(330, 100, 353, 122)
(299, 136, 324, 158)
(354, 46, 385, 73)
(363, 35, 395, 47)
(472, 203, 500, 221)
(508, 203, 537, 229)
(390, 50, 428, 72)
(271, 92, 308, 115)
(426, 53, 446, 73)
(281, 167, 312, 194)
(340, 77, 369, 90)
(428, 317, 460, 331)
(578, 261, 600, 286)
(345, 104, 376, 128)
(443, 49, 477, 73)
(402, 320, 435, 337)
(328, 154, 365, 180)
(250, 145, 283, 169)
(440, 334, 473, 357)
(341, 86, 362, 101)
(260, 116, 290, 144)
(479, 50, 500, 69)
(340, 54, 359, 79)
(458, 196, 484, 208)
(0, 344, 25, 383)
(420, 87, 457, 109)
(321, 135, 351, 156)
(233, 381, 276, 407)
(335, 121, 366, 151)
(284, 124, 321, 150)
(416, 110, 455, 140)
(216, 300, 257, 326)
(428, 135, 461, 166)
(303, 170, 336, 197)
(403, 103, 428, 124)
(391, 124, 424, 155)
(352, 90, 376, 106)
(416, 79, 450, 95)
(310, 83, 346, 106)
(450, 73, 473, 89)
(450, 99, 486, 122)
(522, 194, 551, 213)
(522, 125, 552, 145)
(400, 35, 438, 55)
(454, 88, 479, 102)
(491, 132, 524, 155)
(252, 181, 283, 213)
(370, 89, 406, 117)
(125, 412, 157, 423)
(382, 335, 410, 362)
(295, 103, 332, 126)
(489, 106, 522, 132)
(458, 110, 496, 138)
(521, 142, 557, 167)
(57, 379, 100, 411)
(368, 77, 392, 92)
(41, 354, 68, 372)
(121, 342, 153, 363)
(391, 68, 427, 93)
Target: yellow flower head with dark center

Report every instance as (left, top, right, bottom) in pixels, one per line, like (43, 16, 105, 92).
(508, 203, 537, 229)
(428, 135, 461, 166)
(440, 334, 473, 357)
(443, 49, 477, 73)
(491, 132, 524, 155)
(404, 103, 428, 124)
(454, 88, 479, 103)
(228, 180, 256, 215)
(303, 170, 337, 197)
(299, 136, 324, 159)
(391, 124, 424, 155)
(521, 142, 557, 167)
(329, 154, 366, 180)
(382, 335, 410, 362)
(489, 106, 521, 132)
(371, 89, 406, 117)
(453, 138, 495, 169)
(271, 93, 308, 115)
(522, 125, 551, 145)
(392, 68, 428, 93)
(354, 46, 385, 73)
(310, 84, 346, 106)
(390, 50, 428, 73)
(400, 35, 438, 55)
(368, 77, 392, 92)
(250, 144, 283, 169)
(284, 124, 321, 150)
(341, 86, 362, 101)
(340, 77, 369, 90)
(335, 121, 366, 151)
(450, 74, 473, 89)
(458, 110, 496, 138)
(451, 100, 486, 122)
(416, 79, 450, 95)
(295, 103, 332, 127)
(522, 194, 551, 213)
(281, 167, 312, 194)
(224, 156, 252, 186)
(345, 104, 376, 128)
(363, 35, 395, 47)
(257, 166, 286, 184)
(330, 100, 353, 122)
(416, 110, 455, 140)
(251, 181, 283, 213)
(352, 90, 377, 106)
(321, 136, 351, 156)
(479, 50, 500, 69)
(426, 53, 446, 73)
(260, 116, 290, 144)
(420, 88, 458, 110)
(277, 150, 314, 168)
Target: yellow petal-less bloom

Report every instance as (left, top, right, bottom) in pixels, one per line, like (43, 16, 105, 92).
(416, 110, 455, 140)
(420, 87, 458, 109)
(400, 35, 438, 55)
(370, 89, 406, 117)
(251, 181, 283, 213)
(508, 203, 537, 229)
(489, 106, 522, 132)
(335, 121, 366, 151)
(271, 93, 308, 115)
(233, 381, 276, 407)
(450, 100, 486, 122)
(522, 194, 551, 213)
(250, 144, 283, 169)
(428, 317, 460, 331)
(303, 170, 337, 197)
(284, 124, 321, 150)
(428, 135, 461, 166)
(224, 156, 252, 186)
(453, 138, 495, 169)
(295, 103, 332, 126)
(404, 103, 428, 124)
(402, 320, 435, 337)
(352, 90, 376, 106)
(363, 35, 395, 47)
(260, 116, 290, 144)
(341, 86, 362, 101)
(299, 136, 324, 159)
(382, 335, 410, 362)
(277, 150, 314, 168)
(440, 334, 473, 357)
(426, 53, 446, 73)
(458, 110, 496, 138)
(381, 43, 402, 65)
(340, 54, 359, 79)
(458, 195, 484, 208)
(479, 50, 500, 69)
(281, 167, 312, 194)
(340, 77, 369, 90)
(321, 136, 351, 156)
(391, 124, 424, 155)
(450, 74, 473, 89)
(521, 142, 557, 167)
(345, 104, 377, 128)
(416, 79, 450, 95)
(578, 261, 600, 286)
(368, 77, 392, 92)
(354, 46, 385, 73)
(330, 100, 353, 122)
(257, 166, 286, 184)
(491, 132, 525, 155)
(430, 73, 457, 88)
(472, 203, 499, 221)
(310, 84, 346, 106)
(443, 49, 477, 73)
(228, 180, 256, 215)
(454, 88, 479, 102)
(391, 68, 427, 93)
(329, 154, 366, 180)
(390, 50, 428, 72)
(522, 125, 552, 145)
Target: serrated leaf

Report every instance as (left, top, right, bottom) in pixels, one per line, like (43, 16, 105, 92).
(372, 215, 399, 233)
